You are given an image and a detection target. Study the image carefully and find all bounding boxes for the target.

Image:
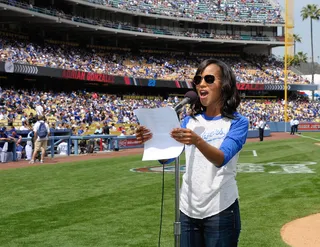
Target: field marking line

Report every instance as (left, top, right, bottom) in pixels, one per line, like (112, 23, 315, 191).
(241, 150, 258, 157)
(252, 150, 257, 157)
(297, 134, 320, 142)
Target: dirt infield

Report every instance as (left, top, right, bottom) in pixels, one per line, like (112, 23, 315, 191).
(0, 132, 317, 246)
(0, 132, 299, 171)
(0, 148, 145, 170)
(281, 214, 320, 247)
(246, 131, 299, 142)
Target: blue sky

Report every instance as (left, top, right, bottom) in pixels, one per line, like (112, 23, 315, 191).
(272, 0, 320, 63)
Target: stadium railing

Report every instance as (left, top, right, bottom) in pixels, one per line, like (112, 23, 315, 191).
(4, 121, 320, 163)
(4, 134, 143, 162)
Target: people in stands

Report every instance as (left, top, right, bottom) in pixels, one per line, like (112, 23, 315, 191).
(49, 123, 56, 133)
(21, 112, 29, 123)
(35, 102, 44, 116)
(102, 122, 110, 135)
(83, 126, 90, 135)
(56, 123, 63, 129)
(19, 121, 30, 130)
(110, 123, 117, 131)
(28, 113, 37, 125)
(71, 125, 77, 136)
(105, 0, 283, 24)
(77, 126, 85, 135)
(29, 115, 50, 164)
(128, 125, 136, 135)
(0, 38, 309, 84)
(0, 84, 319, 164)
(120, 130, 126, 136)
(94, 124, 103, 134)
(118, 125, 124, 132)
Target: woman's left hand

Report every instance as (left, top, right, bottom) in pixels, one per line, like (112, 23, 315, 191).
(171, 128, 198, 145)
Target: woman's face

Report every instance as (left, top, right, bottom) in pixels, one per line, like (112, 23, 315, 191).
(195, 64, 222, 115)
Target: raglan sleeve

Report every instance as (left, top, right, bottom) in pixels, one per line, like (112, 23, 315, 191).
(219, 115, 249, 166)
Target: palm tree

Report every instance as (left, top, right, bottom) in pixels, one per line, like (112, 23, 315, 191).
(291, 51, 308, 66)
(296, 51, 308, 63)
(301, 4, 320, 84)
(293, 34, 302, 56)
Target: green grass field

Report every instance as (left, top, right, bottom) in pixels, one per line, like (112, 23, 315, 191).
(1, 133, 320, 247)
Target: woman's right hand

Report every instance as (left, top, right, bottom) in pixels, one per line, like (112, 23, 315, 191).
(135, 126, 153, 145)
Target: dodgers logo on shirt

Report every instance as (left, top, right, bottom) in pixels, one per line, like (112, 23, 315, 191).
(201, 128, 226, 143)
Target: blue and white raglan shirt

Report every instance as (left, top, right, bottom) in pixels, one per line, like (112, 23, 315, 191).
(175, 112, 248, 219)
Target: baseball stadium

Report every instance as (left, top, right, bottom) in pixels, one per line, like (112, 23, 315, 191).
(0, 0, 320, 246)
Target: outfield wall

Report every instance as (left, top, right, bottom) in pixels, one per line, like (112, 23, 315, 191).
(4, 123, 319, 161)
(248, 129, 270, 138)
(269, 122, 320, 132)
(6, 130, 264, 161)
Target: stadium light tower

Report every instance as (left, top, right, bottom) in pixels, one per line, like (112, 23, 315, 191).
(284, 0, 294, 127)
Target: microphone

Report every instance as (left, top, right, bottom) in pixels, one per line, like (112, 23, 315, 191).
(174, 91, 198, 114)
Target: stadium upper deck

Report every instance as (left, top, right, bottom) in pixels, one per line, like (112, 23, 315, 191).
(0, 36, 310, 84)
(74, 0, 284, 25)
(0, 0, 303, 86)
(0, 0, 284, 46)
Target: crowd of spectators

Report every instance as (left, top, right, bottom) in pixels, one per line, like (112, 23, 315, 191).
(0, 37, 310, 84)
(239, 99, 320, 128)
(0, 87, 319, 132)
(0, 86, 319, 163)
(0, 87, 168, 134)
(86, 0, 284, 24)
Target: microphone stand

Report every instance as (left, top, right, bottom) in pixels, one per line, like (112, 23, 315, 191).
(174, 156, 181, 247)
(173, 108, 182, 247)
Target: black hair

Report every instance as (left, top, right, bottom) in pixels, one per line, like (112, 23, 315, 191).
(190, 58, 240, 119)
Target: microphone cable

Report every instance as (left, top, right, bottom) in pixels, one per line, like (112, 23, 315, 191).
(158, 163, 165, 247)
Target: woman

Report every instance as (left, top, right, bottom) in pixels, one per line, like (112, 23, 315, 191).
(136, 59, 248, 247)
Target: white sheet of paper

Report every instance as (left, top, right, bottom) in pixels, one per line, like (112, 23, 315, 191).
(134, 107, 184, 161)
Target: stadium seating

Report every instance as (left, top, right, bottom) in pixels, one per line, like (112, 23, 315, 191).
(0, 37, 309, 84)
(0, 84, 319, 164)
(0, 87, 319, 137)
(1, 0, 283, 43)
(83, 0, 285, 24)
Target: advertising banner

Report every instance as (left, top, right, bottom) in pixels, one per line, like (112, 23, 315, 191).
(297, 123, 320, 131)
(236, 83, 265, 91)
(118, 138, 143, 149)
(0, 61, 318, 91)
(62, 70, 115, 83)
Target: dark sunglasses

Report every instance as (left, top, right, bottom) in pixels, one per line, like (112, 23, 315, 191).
(193, 74, 215, 85)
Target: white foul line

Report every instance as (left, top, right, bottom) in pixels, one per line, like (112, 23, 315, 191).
(252, 150, 257, 157)
(242, 150, 258, 157)
(297, 134, 320, 142)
